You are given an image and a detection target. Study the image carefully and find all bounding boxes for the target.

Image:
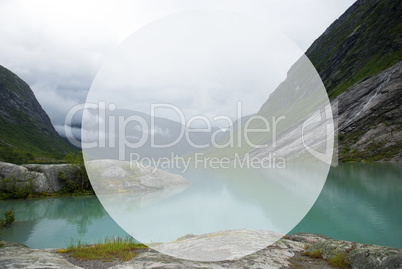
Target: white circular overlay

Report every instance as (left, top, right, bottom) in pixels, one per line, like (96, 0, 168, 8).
(81, 9, 335, 261)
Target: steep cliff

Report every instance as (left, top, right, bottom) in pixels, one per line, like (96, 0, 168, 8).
(0, 65, 75, 162)
(305, 0, 402, 161)
(334, 60, 402, 161)
(257, 0, 402, 162)
(306, 0, 401, 99)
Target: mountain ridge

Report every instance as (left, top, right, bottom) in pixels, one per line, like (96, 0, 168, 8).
(0, 65, 76, 163)
(205, 0, 401, 162)
(306, 0, 402, 98)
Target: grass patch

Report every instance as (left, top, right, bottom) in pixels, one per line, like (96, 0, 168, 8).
(327, 252, 351, 268)
(303, 248, 323, 259)
(303, 248, 351, 268)
(60, 237, 148, 262)
(175, 233, 196, 241)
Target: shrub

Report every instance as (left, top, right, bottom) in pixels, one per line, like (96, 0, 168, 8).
(327, 252, 351, 268)
(0, 173, 35, 199)
(303, 248, 323, 259)
(0, 208, 15, 228)
(60, 152, 93, 194)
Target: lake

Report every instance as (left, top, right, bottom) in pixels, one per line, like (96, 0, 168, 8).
(0, 163, 401, 249)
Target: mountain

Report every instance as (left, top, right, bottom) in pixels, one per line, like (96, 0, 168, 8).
(0, 65, 76, 163)
(306, 0, 401, 99)
(306, 0, 402, 161)
(206, 0, 401, 162)
(82, 108, 223, 160)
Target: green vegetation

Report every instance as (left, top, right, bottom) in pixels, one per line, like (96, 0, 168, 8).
(0, 174, 35, 199)
(328, 252, 351, 268)
(0, 208, 15, 228)
(0, 65, 76, 164)
(303, 248, 351, 268)
(303, 248, 323, 259)
(306, 0, 402, 99)
(58, 237, 148, 262)
(0, 145, 35, 164)
(0, 118, 76, 164)
(175, 233, 196, 241)
(58, 152, 93, 195)
(339, 128, 402, 162)
(0, 151, 94, 200)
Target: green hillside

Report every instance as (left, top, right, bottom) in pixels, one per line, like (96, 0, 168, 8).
(306, 0, 402, 98)
(0, 65, 76, 163)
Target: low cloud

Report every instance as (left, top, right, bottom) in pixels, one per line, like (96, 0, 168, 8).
(0, 0, 355, 141)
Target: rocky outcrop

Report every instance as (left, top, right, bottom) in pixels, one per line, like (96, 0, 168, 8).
(151, 229, 284, 262)
(1, 233, 401, 269)
(0, 241, 80, 269)
(0, 159, 189, 195)
(0, 66, 53, 129)
(86, 159, 189, 194)
(302, 234, 402, 269)
(304, 0, 402, 161)
(0, 161, 78, 193)
(334, 60, 402, 161)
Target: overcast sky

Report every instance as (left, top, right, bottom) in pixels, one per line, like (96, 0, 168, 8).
(0, 0, 355, 133)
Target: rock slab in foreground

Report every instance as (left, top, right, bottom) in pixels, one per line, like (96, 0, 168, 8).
(151, 229, 284, 262)
(1, 234, 401, 269)
(0, 241, 80, 269)
(302, 235, 402, 269)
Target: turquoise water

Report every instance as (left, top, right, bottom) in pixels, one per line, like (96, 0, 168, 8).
(290, 162, 402, 248)
(0, 163, 401, 249)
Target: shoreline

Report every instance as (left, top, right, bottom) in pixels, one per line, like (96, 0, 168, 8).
(1, 233, 401, 269)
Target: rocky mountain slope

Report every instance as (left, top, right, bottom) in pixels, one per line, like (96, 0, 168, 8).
(306, 0, 401, 99)
(205, 0, 401, 163)
(306, 0, 402, 161)
(0, 65, 75, 162)
(334, 61, 401, 161)
(254, 0, 401, 162)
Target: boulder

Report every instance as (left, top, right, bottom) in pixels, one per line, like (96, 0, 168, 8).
(304, 237, 402, 269)
(0, 241, 81, 269)
(22, 164, 78, 193)
(0, 161, 78, 193)
(86, 159, 189, 194)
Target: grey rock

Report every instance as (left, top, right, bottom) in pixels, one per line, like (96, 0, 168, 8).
(111, 236, 305, 269)
(333, 61, 402, 161)
(0, 65, 74, 156)
(151, 229, 285, 261)
(1, 234, 400, 269)
(0, 241, 82, 269)
(0, 162, 44, 193)
(0, 162, 78, 193)
(0, 161, 29, 180)
(305, 238, 402, 269)
(23, 164, 78, 193)
(137, 166, 189, 189)
(86, 159, 189, 194)
(249, 60, 402, 163)
(101, 166, 128, 180)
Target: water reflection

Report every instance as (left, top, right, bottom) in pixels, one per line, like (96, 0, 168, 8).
(0, 163, 400, 250)
(0, 196, 129, 248)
